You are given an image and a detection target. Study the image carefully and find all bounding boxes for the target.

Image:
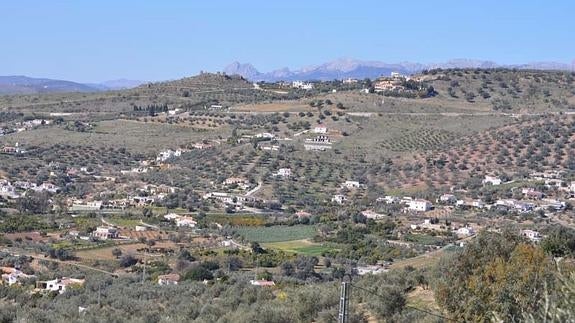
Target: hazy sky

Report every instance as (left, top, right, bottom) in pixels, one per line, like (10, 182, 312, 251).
(1, 0, 574, 82)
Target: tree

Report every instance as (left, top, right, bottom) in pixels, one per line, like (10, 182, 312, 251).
(367, 286, 406, 319)
(225, 256, 243, 272)
(251, 242, 265, 254)
(184, 266, 213, 281)
(280, 261, 295, 277)
(541, 226, 575, 257)
(434, 231, 555, 322)
(178, 249, 196, 262)
(112, 248, 122, 258)
(119, 255, 138, 268)
(17, 191, 50, 214)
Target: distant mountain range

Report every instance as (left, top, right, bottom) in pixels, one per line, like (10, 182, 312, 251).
(224, 58, 575, 82)
(0, 76, 145, 95)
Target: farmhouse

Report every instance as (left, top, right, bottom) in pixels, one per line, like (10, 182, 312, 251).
(175, 217, 197, 228)
(250, 280, 276, 287)
(36, 278, 85, 294)
(522, 188, 544, 200)
(361, 210, 385, 220)
(342, 180, 363, 189)
(438, 194, 457, 204)
(304, 143, 332, 151)
(156, 149, 183, 162)
(357, 265, 387, 275)
(377, 195, 400, 204)
(408, 199, 433, 212)
(33, 182, 59, 193)
(224, 177, 249, 186)
(1, 267, 34, 286)
(158, 274, 180, 285)
(521, 229, 542, 242)
(306, 135, 331, 144)
(456, 226, 476, 237)
(193, 142, 213, 150)
(483, 175, 502, 186)
(295, 211, 312, 218)
(456, 199, 485, 209)
(91, 226, 119, 240)
(71, 200, 103, 211)
(292, 81, 313, 90)
(255, 132, 275, 139)
(274, 168, 292, 177)
(0, 181, 19, 199)
(313, 126, 327, 134)
(332, 195, 347, 204)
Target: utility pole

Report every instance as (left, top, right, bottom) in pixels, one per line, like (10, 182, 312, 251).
(338, 281, 350, 323)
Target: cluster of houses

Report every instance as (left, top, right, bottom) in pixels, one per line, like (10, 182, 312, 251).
(0, 119, 52, 137)
(3, 260, 79, 293)
(292, 81, 314, 90)
(0, 179, 60, 199)
(373, 72, 410, 92)
(332, 180, 367, 204)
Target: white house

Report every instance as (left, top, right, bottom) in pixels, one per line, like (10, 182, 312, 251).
(570, 181, 575, 193)
(438, 194, 457, 204)
(37, 278, 85, 294)
(275, 168, 292, 177)
(456, 199, 485, 209)
(377, 196, 400, 204)
(456, 227, 475, 236)
(357, 265, 387, 275)
(34, 182, 59, 193)
(292, 81, 313, 90)
(91, 227, 119, 240)
(408, 199, 433, 212)
(158, 274, 180, 285)
(313, 126, 327, 134)
(1, 267, 34, 286)
(342, 181, 362, 189)
(0, 182, 19, 199)
(164, 213, 180, 221)
(361, 210, 385, 220)
(521, 229, 542, 242)
(332, 195, 347, 204)
(483, 175, 502, 186)
(250, 280, 276, 286)
(175, 217, 197, 228)
(156, 149, 183, 162)
(255, 132, 275, 139)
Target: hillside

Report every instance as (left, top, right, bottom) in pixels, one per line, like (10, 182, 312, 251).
(0, 76, 102, 94)
(423, 68, 575, 112)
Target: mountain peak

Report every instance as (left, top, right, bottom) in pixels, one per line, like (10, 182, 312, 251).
(223, 62, 260, 79)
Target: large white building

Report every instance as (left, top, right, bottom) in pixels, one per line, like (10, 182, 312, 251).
(408, 199, 433, 212)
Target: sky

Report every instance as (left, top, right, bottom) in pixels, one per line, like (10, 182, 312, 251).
(1, 0, 574, 83)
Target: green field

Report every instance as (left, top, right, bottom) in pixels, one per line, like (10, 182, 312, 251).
(234, 225, 317, 243)
(262, 239, 335, 256)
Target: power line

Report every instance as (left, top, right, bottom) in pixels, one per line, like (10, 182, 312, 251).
(349, 283, 456, 322)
